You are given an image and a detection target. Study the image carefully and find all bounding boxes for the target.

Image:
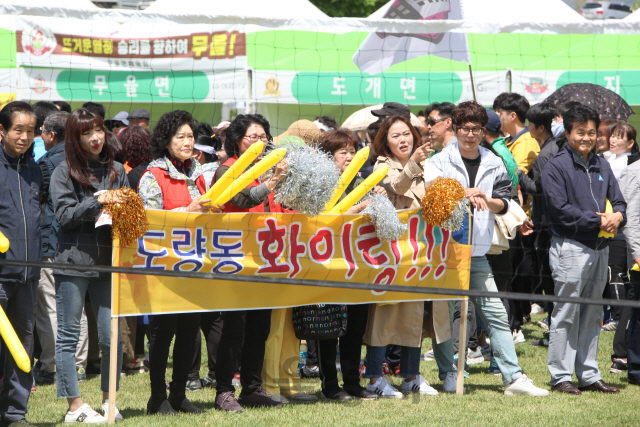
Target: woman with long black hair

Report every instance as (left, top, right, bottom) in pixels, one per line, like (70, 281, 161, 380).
(50, 108, 128, 423)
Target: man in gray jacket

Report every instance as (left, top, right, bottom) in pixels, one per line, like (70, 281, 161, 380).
(618, 158, 640, 386)
(431, 101, 548, 396)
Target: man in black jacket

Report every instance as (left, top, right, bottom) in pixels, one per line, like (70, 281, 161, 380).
(34, 112, 89, 386)
(542, 105, 626, 395)
(0, 101, 42, 425)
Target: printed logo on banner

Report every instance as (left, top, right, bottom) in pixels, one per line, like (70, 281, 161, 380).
(30, 75, 49, 94)
(264, 77, 281, 96)
(22, 25, 56, 58)
(525, 78, 549, 98)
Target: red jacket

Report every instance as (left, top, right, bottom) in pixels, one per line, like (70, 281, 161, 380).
(146, 167, 207, 210)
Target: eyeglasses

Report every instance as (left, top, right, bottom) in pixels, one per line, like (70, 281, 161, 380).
(243, 134, 270, 143)
(427, 118, 447, 127)
(39, 126, 56, 135)
(457, 126, 484, 136)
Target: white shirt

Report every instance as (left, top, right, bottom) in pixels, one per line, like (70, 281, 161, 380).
(607, 152, 631, 180)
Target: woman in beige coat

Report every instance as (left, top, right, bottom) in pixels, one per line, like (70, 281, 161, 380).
(362, 115, 459, 397)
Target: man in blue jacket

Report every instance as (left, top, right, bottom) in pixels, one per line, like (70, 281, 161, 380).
(0, 101, 42, 425)
(542, 105, 626, 395)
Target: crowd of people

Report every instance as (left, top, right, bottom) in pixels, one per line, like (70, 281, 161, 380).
(0, 92, 638, 425)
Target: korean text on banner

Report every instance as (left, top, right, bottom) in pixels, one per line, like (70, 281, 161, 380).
(112, 208, 471, 316)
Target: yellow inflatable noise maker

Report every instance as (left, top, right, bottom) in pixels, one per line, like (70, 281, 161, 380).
(598, 199, 615, 239)
(0, 230, 31, 372)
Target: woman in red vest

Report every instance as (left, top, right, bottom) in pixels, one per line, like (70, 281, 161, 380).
(212, 114, 288, 412)
(138, 110, 221, 416)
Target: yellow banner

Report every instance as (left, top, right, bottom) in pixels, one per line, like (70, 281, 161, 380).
(112, 208, 471, 316)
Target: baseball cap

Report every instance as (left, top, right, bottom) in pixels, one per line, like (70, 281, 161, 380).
(272, 120, 321, 146)
(128, 109, 150, 120)
(485, 109, 501, 133)
(371, 102, 411, 119)
(105, 111, 129, 126)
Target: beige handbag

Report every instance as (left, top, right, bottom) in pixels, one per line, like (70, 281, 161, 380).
(487, 200, 527, 254)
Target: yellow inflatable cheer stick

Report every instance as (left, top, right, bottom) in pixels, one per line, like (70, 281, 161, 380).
(202, 141, 264, 206)
(0, 305, 30, 372)
(324, 146, 369, 213)
(213, 148, 287, 206)
(598, 199, 614, 238)
(328, 165, 389, 214)
(0, 230, 9, 253)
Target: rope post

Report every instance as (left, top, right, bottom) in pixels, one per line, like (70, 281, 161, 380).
(456, 298, 468, 395)
(107, 240, 120, 424)
(469, 64, 477, 102)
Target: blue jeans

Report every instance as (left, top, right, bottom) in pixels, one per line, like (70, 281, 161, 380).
(433, 337, 457, 381)
(0, 280, 37, 423)
(363, 345, 421, 379)
(469, 256, 522, 386)
(55, 275, 122, 399)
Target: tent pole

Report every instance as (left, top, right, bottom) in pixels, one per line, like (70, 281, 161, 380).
(107, 241, 121, 424)
(468, 64, 477, 102)
(456, 299, 468, 395)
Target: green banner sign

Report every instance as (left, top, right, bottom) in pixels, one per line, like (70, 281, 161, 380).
(56, 70, 209, 102)
(291, 72, 462, 105)
(556, 70, 640, 105)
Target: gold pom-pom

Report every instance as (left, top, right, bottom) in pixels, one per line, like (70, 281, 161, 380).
(420, 177, 468, 231)
(102, 188, 149, 247)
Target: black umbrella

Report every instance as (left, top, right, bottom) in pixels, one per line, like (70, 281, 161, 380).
(544, 83, 635, 121)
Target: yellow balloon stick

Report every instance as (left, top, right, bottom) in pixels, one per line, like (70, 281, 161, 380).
(202, 141, 264, 206)
(323, 146, 369, 213)
(598, 199, 614, 238)
(0, 304, 30, 372)
(213, 148, 287, 207)
(0, 230, 9, 253)
(328, 165, 389, 214)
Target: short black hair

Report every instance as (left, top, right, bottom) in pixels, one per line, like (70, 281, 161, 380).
(315, 115, 337, 130)
(526, 103, 556, 135)
(425, 102, 455, 119)
(0, 101, 34, 131)
(196, 121, 221, 163)
(496, 93, 529, 123)
(82, 102, 105, 119)
(43, 112, 69, 142)
(52, 100, 71, 113)
(563, 105, 600, 134)
(492, 92, 509, 111)
(416, 110, 425, 118)
(33, 101, 59, 136)
(224, 114, 271, 158)
(149, 110, 197, 159)
(558, 101, 582, 119)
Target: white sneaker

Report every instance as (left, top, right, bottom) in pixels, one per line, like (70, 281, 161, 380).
(420, 349, 435, 361)
(101, 400, 123, 422)
(530, 303, 544, 315)
(513, 330, 525, 344)
(366, 377, 403, 399)
(443, 371, 465, 394)
(401, 374, 438, 395)
(65, 403, 108, 424)
(504, 375, 549, 396)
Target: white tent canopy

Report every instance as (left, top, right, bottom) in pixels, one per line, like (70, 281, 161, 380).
(368, 0, 585, 24)
(0, 0, 99, 18)
(144, 0, 329, 19)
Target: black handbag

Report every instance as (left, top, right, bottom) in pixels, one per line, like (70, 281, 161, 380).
(292, 304, 348, 340)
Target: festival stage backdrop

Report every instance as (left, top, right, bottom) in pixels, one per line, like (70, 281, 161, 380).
(112, 209, 471, 316)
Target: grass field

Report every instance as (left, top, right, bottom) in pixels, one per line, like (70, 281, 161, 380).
(27, 314, 638, 426)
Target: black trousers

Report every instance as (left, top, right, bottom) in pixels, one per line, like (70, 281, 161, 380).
(215, 309, 271, 395)
(533, 230, 555, 311)
(317, 304, 369, 394)
(188, 311, 223, 381)
(613, 281, 635, 359)
(487, 250, 512, 324)
(306, 340, 318, 367)
(604, 239, 629, 322)
(627, 271, 640, 383)
(148, 313, 201, 397)
(452, 300, 476, 354)
(508, 232, 537, 331)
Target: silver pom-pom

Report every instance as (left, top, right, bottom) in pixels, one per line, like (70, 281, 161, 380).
(361, 192, 408, 242)
(272, 142, 341, 217)
(441, 199, 469, 232)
